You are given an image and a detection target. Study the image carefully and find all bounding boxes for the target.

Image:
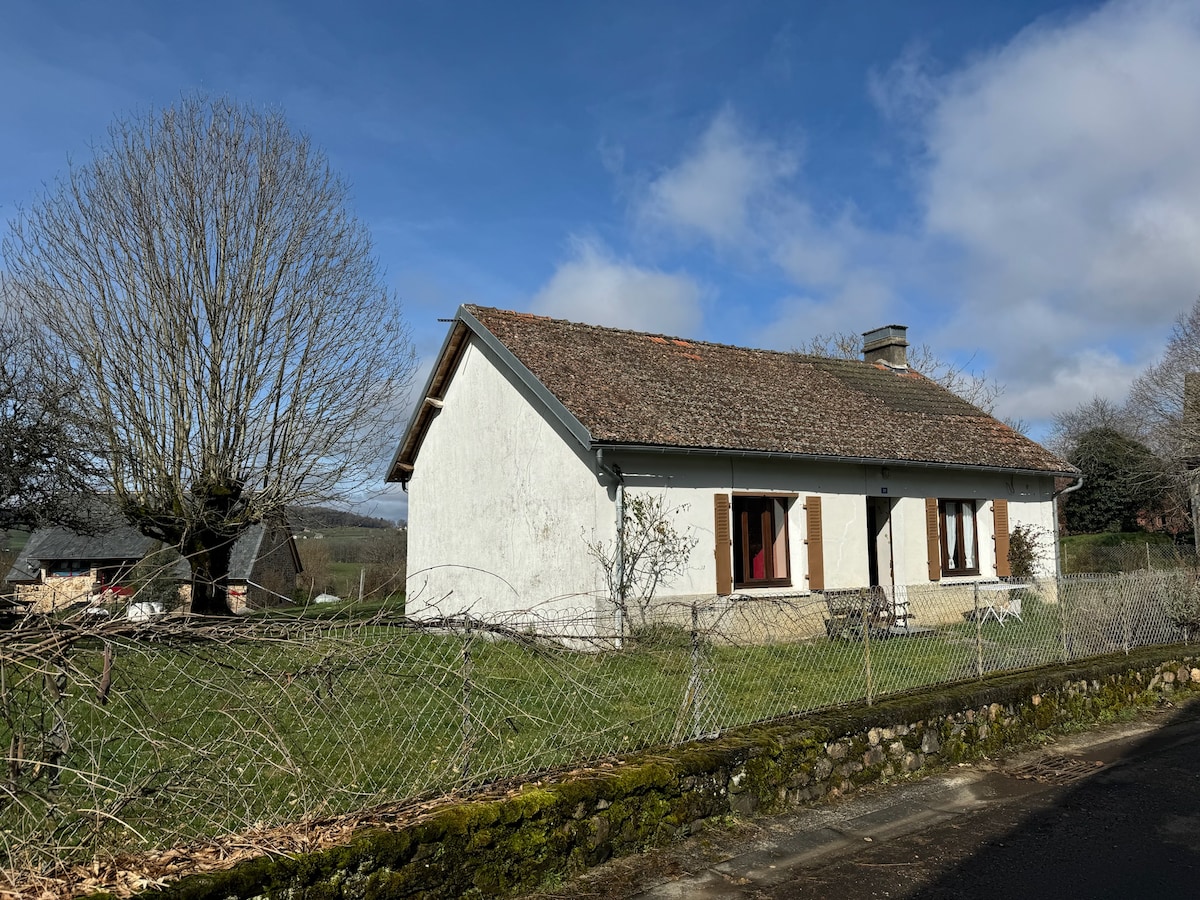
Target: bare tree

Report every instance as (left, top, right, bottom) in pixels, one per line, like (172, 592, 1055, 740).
(0, 299, 97, 533)
(798, 330, 1006, 417)
(1127, 298, 1200, 547)
(586, 493, 698, 628)
(1128, 298, 1200, 459)
(2, 96, 416, 613)
(1047, 395, 1140, 459)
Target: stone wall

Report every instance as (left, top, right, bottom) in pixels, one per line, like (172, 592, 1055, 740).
(16, 575, 95, 613)
(111, 645, 1200, 900)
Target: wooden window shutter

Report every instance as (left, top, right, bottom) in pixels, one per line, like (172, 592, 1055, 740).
(993, 499, 1011, 578)
(925, 498, 942, 582)
(714, 493, 732, 595)
(805, 496, 824, 591)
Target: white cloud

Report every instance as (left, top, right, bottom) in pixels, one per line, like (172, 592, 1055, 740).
(995, 348, 1144, 424)
(757, 274, 898, 351)
(636, 107, 798, 248)
(612, 0, 1200, 429)
(922, 0, 1200, 345)
(530, 236, 705, 334)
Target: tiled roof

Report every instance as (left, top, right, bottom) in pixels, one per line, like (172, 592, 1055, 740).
(391, 306, 1076, 478)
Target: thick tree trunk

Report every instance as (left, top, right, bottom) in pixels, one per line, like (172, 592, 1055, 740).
(185, 534, 235, 616)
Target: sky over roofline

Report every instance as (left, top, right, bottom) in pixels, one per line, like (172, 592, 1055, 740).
(1, 0, 1195, 525)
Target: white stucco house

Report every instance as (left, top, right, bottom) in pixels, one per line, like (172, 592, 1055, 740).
(387, 306, 1079, 624)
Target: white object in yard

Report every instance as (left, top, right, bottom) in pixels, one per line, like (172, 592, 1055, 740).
(313, 593, 342, 604)
(83, 606, 111, 617)
(127, 601, 165, 621)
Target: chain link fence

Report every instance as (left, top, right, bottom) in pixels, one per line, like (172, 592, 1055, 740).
(1061, 538, 1200, 574)
(3, 569, 1199, 887)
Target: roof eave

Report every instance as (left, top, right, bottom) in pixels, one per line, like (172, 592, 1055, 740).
(590, 441, 1080, 480)
(386, 305, 594, 484)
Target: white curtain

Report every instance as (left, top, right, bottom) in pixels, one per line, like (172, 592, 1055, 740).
(962, 502, 977, 569)
(945, 504, 959, 569)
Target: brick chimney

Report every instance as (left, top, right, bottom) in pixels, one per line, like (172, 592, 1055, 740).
(862, 325, 908, 368)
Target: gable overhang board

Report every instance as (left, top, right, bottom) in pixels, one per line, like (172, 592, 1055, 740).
(386, 305, 595, 484)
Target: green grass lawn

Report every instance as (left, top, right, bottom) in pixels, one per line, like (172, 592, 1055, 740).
(1061, 531, 1179, 574)
(0, 592, 1089, 868)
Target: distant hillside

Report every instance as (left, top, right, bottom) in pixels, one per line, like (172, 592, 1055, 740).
(288, 506, 401, 530)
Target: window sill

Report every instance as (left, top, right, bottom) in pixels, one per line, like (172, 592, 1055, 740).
(730, 585, 809, 599)
(939, 575, 998, 586)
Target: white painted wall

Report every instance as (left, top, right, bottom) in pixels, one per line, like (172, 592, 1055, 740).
(406, 338, 613, 618)
(602, 452, 1061, 601)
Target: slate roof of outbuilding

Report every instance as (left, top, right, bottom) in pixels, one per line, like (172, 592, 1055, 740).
(391, 306, 1076, 479)
(4, 513, 273, 585)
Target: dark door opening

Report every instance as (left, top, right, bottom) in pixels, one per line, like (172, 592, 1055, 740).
(866, 496, 894, 589)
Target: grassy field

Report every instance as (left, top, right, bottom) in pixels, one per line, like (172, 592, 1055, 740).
(0, 530, 31, 553)
(293, 525, 402, 600)
(1061, 531, 1181, 573)
(0, 589, 1090, 866)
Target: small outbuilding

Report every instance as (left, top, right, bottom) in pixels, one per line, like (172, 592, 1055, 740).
(5, 504, 302, 614)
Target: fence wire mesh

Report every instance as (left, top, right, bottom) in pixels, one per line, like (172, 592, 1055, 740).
(3, 570, 1199, 888)
(1060, 538, 1200, 575)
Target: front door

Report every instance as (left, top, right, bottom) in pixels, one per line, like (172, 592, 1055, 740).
(866, 496, 894, 589)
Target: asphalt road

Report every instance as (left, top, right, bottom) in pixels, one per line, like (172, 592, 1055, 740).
(532, 698, 1200, 900)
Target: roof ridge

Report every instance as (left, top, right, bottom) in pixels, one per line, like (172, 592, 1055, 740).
(462, 304, 892, 369)
(387, 304, 1079, 478)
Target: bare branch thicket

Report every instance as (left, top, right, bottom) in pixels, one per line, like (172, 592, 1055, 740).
(362, 528, 407, 599)
(2, 95, 417, 613)
(586, 493, 699, 628)
(1128, 298, 1200, 458)
(797, 331, 1005, 416)
(0, 299, 98, 534)
(1047, 395, 1141, 459)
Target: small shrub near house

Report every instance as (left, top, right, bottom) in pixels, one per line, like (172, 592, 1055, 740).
(1007, 523, 1049, 580)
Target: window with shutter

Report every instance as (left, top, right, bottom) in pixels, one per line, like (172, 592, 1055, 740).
(714, 494, 732, 595)
(993, 499, 1011, 578)
(732, 494, 793, 588)
(925, 498, 942, 582)
(806, 496, 823, 591)
(927, 498, 982, 577)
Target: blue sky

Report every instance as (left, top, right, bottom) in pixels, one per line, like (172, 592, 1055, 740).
(4, 0, 1200, 521)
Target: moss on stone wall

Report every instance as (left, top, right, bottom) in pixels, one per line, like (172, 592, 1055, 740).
(124, 645, 1200, 900)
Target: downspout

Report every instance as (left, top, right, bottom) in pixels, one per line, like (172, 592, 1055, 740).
(596, 449, 626, 644)
(1052, 475, 1085, 577)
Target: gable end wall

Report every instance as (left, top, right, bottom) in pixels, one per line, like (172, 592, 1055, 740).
(406, 338, 612, 618)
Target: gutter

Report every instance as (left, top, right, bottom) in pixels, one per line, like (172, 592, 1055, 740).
(1053, 475, 1085, 498)
(592, 442, 1080, 481)
(1051, 475, 1084, 577)
(596, 449, 625, 644)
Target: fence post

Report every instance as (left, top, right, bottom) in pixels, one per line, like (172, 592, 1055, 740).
(974, 582, 983, 678)
(690, 602, 702, 739)
(1122, 579, 1133, 654)
(862, 590, 874, 706)
(1059, 578, 1071, 663)
(459, 623, 473, 780)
